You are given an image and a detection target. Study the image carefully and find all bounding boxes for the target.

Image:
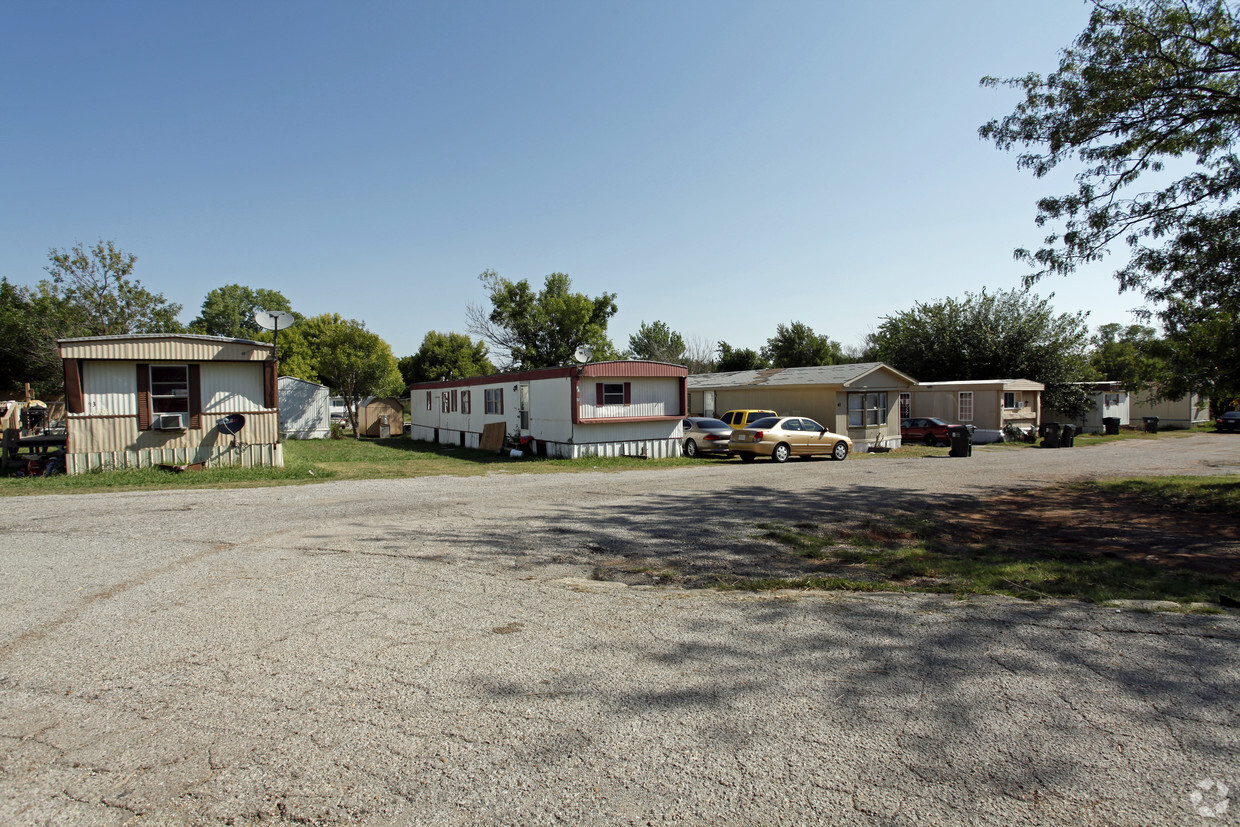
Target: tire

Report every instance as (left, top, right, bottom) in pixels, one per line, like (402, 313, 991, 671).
(922, 434, 936, 446)
(739, 452, 756, 463)
(684, 439, 698, 457)
(831, 441, 850, 461)
(772, 443, 791, 463)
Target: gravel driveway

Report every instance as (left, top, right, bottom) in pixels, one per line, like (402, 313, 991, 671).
(1, 435, 1238, 825)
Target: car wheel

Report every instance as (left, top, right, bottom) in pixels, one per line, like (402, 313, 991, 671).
(684, 439, 698, 457)
(922, 434, 936, 446)
(831, 441, 849, 461)
(739, 452, 756, 463)
(772, 443, 791, 463)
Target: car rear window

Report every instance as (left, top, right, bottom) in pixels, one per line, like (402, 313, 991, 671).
(746, 411, 776, 424)
(696, 419, 729, 429)
(748, 417, 779, 429)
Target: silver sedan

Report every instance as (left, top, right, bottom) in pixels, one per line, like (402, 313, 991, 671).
(681, 417, 733, 457)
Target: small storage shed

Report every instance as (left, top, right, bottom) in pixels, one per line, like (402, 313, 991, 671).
(278, 376, 331, 439)
(58, 334, 282, 473)
(358, 396, 404, 437)
(409, 361, 688, 458)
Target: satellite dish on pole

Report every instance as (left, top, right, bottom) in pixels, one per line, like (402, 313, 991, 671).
(253, 310, 294, 365)
(573, 345, 593, 363)
(253, 310, 294, 332)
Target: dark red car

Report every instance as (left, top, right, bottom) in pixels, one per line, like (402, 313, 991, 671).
(901, 417, 953, 446)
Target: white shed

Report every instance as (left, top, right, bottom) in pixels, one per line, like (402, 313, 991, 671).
(278, 376, 331, 439)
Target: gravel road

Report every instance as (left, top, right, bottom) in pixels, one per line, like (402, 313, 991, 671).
(1, 435, 1238, 825)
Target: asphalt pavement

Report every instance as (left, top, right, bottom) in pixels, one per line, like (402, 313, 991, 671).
(0, 435, 1237, 825)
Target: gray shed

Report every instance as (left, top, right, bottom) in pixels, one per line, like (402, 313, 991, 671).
(278, 376, 331, 439)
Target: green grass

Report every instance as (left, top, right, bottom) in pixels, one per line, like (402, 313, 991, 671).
(737, 480, 1239, 608)
(0, 436, 719, 495)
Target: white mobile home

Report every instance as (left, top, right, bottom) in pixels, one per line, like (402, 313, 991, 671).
(278, 376, 331, 439)
(1043, 382, 1129, 433)
(58, 334, 282, 473)
(409, 361, 688, 458)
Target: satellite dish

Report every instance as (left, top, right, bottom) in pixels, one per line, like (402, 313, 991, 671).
(253, 310, 294, 332)
(573, 345, 593, 363)
(216, 414, 246, 435)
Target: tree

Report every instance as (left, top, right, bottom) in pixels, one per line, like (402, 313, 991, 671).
(466, 270, 618, 369)
(44, 240, 182, 336)
(190, 284, 298, 339)
(401, 331, 494, 385)
(627, 320, 686, 363)
(1089, 323, 1174, 397)
(761, 321, 844, 368)
(0, 279, 71, 396)
(312, 316, 404, 438)
(868, 289, 1095, 415)
(715, 342, 768, 372)
(980, 1, 1240, 401)
(681, 334, 719, 374)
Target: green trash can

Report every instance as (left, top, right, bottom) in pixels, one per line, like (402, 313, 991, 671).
(1040, 422, 1061, 448)
(1143, 416, 1160, 433)
(948, 424, 972, 457)
(1060, 423, 1075, 447)
(1102, 417, 1120, 435)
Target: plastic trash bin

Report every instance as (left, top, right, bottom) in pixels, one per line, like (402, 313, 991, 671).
(1040, 422, 1061, 448)
(1060, 423, 1075, 447)
(1143, 416, 1160, 433)
(948, 424, 972, 458)
(1102, 417, 1120, 435)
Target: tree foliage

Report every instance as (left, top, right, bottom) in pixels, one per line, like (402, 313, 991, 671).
(190, 284, 298, 339)
(401, 331, 494, 385)
(761, 321, 843, 368)
(0, 279, 70, 396)
(466, 270, 618, 370)
(627, 320, 686, 363)
(1089, 322, 1174, 397)
(868, 289, 1096, 414)
(715, 341, 768, 372)
(311, 316, 404, 437)
(981, 1, 1240, 401)
(44, 240, 182, 336)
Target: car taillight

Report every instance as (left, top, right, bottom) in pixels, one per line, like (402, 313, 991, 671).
(705, 434, 725, 441)
(753, 431, 763, 441)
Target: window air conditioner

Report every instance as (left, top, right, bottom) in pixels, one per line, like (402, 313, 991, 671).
(155, 413, 186, 430)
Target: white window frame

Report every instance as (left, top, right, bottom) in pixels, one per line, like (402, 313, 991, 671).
(847, 392, 887, 428)
(899, 392, 911, 419)
(485, 388, 503, 415)
(602, 383, 625, 405)
(958, 391, 974, 421)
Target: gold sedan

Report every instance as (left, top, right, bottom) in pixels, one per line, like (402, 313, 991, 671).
(729, 416, 852, 463)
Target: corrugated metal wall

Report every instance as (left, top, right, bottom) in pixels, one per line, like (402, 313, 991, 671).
(60, 337, 271, 362)
(579, 377, 680, 419)
(63, 411, 282, 473)
(278, 378, 330, 438)
(82, 361, 138, 416)
(201, 363, 267, 412)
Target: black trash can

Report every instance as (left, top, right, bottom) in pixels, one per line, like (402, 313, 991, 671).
(1102, 417, 1120, 435)
(1143, 416, 1160, 433)
(948, 424, 972, 457)
(1060, 423, 1075, 447)
(1040, 421, 1061, 448)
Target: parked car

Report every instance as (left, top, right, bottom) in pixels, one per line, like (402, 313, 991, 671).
(681, 417, 733, 457)
(901, 417, 954, 446)
(1216, 411, 1240, 432)
(719, 409, 777, 428)
(729, 416, 852, 462)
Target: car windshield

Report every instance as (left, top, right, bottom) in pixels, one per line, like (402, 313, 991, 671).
(927, 418, 949, 425)
(695, 419, 729, 429)
(748, 417, 779, 429)
(1225, 412, 1240, 418)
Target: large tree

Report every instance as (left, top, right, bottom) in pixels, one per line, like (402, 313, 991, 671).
(400, 331, 494, 385)
(627, 320, 686, 363)
(312, 316, 404, 438)
(715, 342, 768, 372)
(761, 321, 843, 368)
(980, 0, 1240, 398)
(44, 240, 182, 336)
(1089, 322, 1174, 397)
(466, 270, 618, 370)
(868, 289, 1095, 414)
(190, 284, 298, 339)
(0, 279, 71, 396)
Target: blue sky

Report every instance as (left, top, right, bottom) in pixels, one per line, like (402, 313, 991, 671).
(1, 1, 1154, 360)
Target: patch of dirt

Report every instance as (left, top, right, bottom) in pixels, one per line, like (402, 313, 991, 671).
(935, 488, 1240, 581)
